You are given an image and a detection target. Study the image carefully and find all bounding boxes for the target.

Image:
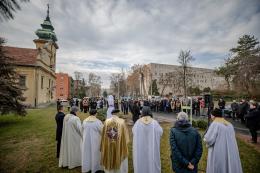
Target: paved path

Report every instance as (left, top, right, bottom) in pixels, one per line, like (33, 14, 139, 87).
(152, 111, 260, 136)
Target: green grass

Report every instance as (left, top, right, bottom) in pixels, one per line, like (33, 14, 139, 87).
(0, 106, 259, 173)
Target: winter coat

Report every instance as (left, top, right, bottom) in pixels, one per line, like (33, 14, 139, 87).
(218, 100, 226, 109)
(55, 111, 65, 141)
(245, 108, 260, 130)
(169, 120, 203, 173)
(231, 102, 239, 112)
(131, 104, 140, 123)
(239, 102, 249, 116)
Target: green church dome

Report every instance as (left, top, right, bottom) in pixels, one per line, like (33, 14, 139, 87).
(35, 4, 57, 42)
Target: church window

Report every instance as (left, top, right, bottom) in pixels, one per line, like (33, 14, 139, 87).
(19, 75, 26, 87)
(41, 76, 44, 89)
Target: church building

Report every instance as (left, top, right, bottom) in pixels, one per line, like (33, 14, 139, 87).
(4, 6, 58, 107)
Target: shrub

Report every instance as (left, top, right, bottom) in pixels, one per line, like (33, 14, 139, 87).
(96, 108, 107, 121)
(192, 120, 197, 128)
(197, 120, 208, 130)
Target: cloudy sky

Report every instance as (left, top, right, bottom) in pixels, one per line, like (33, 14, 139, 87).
(1, 0, 260, 88)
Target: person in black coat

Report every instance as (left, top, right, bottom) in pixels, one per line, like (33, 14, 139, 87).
(80, 99, 83, 112)
(90, 99, 97, 109)
(123, 100, 129, 115)
(218, 98, 226, 116)
(238, 99, 249, 124)
(131, 101, 140, 123)
(231, 100, 239, 120)
(56, 99, 61, 111)
(245, 100, 260, 143)
(55, 105, 65, 158)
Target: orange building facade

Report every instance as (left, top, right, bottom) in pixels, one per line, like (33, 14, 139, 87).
(56, 73, 70, 100)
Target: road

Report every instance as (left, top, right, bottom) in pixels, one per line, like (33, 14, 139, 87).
(152, 111, 260, 136)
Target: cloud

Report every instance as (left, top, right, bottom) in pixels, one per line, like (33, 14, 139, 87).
(1, 0, 260, 88)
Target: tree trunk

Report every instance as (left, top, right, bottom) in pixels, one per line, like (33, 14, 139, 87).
(184, 67, 187, 98)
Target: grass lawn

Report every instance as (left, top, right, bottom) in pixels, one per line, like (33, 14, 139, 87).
(0, 106, 260, 173)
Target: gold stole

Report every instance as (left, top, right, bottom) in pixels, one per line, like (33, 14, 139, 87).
(140, 116, 153, 124)
(85, 115, 98, 122)
(100, 116, 129, 170)
(213, 117, 230, 125)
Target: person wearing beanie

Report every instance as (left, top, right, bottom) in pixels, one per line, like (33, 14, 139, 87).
(169, 112, 202, 173)
(132, 106, 163, 173)
(82, 109, 104, 173)
(204, 108, 243, 173)
(245, 100, 260, 143)
(59, 106, 82, 169)
(100, 108, 129, 173)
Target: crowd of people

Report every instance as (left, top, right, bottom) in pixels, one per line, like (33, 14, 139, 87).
(54, 94, 260, 173)
(218, 98, 260, 144)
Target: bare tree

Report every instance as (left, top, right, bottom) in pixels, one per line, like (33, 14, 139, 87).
(110, 71, 127, 98)
(88, 72, 101, 97)
(178, 50, 194, 98)
(126, 64, 144, 97)
(73, 71, 83, 97)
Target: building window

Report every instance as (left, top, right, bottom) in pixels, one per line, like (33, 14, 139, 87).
(41, 76, 44, 89)
(19, 75, 26, 87)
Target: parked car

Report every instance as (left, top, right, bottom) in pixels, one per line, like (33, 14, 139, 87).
(60, 99, 68, 106)
(223, 104, 232, 118)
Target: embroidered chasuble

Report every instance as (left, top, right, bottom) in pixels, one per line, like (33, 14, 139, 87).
(100, 115, 129, 172)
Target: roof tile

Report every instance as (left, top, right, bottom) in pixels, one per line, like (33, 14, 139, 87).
(3, 46, 38, 66)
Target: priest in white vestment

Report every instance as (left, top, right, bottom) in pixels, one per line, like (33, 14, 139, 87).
(59, 106, 82, 169)
(106, 95, 114, 119)
(132, 106, 163, 173)
(204, 108, 243, 173)
(82, 109, 104, 173)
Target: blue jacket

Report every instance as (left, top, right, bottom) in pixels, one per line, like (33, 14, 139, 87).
(169, 120, 203, 173)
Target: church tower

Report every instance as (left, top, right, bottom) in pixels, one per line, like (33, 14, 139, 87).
(34, 4, 58, 72)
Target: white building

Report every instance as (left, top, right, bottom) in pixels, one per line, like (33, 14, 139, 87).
(144, 63, 227, 96)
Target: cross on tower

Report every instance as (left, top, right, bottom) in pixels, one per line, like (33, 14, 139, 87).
(47, 4, 50, 18)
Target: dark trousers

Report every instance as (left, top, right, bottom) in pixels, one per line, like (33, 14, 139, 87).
(240, 114, 245, 124)
(124, 107, 128, 115)
(249, 127, 257, 143)
(133, 115, 139, 124)
(195, 109, 200, 116)
(232, 111, 237, 120)
(56, 139, 61, 158)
